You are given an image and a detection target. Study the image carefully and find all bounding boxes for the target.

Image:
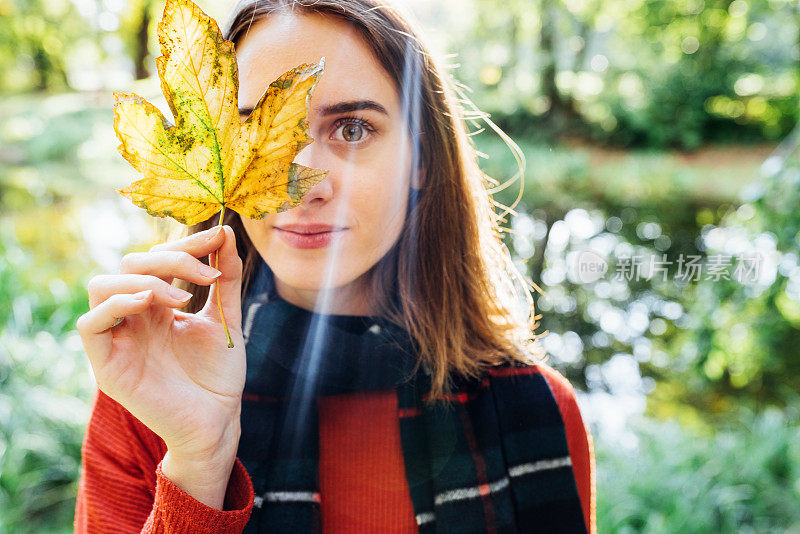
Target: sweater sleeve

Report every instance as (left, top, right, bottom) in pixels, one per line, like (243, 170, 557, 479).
(74, 388, 255, 533)
(537, 363, 597, 534)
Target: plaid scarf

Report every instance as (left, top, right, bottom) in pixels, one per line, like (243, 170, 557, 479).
(237, 261, 587, 533)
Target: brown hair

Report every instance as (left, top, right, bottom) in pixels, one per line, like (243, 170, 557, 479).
(172, 0, 544, 400)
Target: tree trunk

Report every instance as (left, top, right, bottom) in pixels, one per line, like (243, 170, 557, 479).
(134, 1, 152, 80)
(538, 0, 576, 134)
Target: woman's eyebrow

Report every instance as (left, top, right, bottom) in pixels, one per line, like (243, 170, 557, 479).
(317, 100, 389, 116)
(238, 99, 389, 117)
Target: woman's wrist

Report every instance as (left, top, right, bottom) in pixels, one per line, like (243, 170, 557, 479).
(166, 414, 242, 463)
(160, 447, 239, 510)
(160, 420, 243, 510)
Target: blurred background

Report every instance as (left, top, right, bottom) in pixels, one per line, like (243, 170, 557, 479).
(1, 0, 799, 532)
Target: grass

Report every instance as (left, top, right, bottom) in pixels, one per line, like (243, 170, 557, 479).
(473, 133, 778, 207)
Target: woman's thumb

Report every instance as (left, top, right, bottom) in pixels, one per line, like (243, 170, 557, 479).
(201, 225, 243, 329)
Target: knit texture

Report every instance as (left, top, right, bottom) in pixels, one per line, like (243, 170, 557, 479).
(317, 390, 418, 532)
(538, 363, 596, 531)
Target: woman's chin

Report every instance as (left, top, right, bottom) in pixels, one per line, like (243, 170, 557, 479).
(271, 267, 347, 293)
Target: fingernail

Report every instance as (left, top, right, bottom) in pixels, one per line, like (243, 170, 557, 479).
(210, 226, 224, 239)
(169, 286, 193, 302)
(197, 263, 222, 278)
(134, 290, 152, 300)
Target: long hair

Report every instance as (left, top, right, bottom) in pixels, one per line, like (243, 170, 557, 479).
(172, 0, 544, 399)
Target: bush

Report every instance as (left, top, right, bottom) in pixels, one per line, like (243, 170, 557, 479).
(596, 405, 800, 533)
(0, 228, 93, 534)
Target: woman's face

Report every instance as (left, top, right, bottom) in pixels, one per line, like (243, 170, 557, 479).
(235, 12, 414, 315)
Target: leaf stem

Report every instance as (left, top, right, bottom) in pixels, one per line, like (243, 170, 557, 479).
(216, 206, 234, 348)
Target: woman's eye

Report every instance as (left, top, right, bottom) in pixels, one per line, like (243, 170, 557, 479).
(331, 117, 375, 145)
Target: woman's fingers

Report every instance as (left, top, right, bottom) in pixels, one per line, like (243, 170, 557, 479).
(201, 225, 243, 328)
(120, 226, 226, 286)
(88, 273, 195, 309)
(76, 290, 154, 370)
(149, 225, 225, 255)
(119, 250, 222, 287)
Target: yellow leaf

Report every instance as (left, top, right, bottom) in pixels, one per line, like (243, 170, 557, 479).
(113, 0, 328, 226)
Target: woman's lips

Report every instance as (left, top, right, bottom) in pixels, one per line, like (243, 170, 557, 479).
(276, 228, 347, 249)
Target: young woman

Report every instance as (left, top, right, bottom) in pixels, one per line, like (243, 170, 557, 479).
(74, 0, 596, 532)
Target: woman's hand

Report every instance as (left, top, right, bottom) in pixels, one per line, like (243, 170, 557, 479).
(76, 225, 245, 468)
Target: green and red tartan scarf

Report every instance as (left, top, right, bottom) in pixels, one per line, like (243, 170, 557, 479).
(237, 261, 587, 533)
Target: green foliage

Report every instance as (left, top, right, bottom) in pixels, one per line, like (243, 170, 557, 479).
(0, 0, 86, 92)
(0, 228, 93, 534)
(595, 0, 799, 148)
(449, 0, 799, 148)
(0, 92, 120, 219)
(596, 404, 800, 532)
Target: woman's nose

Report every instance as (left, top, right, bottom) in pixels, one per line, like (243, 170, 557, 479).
(293, 144, 333, 204)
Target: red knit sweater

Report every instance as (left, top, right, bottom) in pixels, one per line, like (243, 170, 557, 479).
(74, 363, 596, 533)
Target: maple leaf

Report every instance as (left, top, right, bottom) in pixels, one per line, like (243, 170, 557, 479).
(113, 0, 328, 226)
(111, 0, 329, 347)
